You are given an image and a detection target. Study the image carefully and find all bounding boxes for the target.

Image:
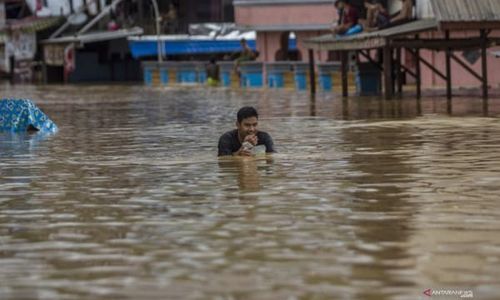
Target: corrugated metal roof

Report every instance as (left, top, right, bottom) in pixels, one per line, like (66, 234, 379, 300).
(430, 0, 500, 22)
(41, 27, 143, 45)
(6, 16, 62, 32)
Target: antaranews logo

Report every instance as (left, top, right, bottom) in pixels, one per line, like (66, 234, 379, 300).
(423, 288, 474, 298)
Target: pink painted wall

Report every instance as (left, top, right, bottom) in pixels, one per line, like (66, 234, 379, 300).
(235, 3, 337, 64)
(256, 32, 282, 63)
(235, 4, 336, 27)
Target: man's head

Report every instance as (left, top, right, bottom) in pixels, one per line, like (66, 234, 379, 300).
(240, 38, 247, 47)
(236, 106, 258, 139)
(335, 0, 348, 8)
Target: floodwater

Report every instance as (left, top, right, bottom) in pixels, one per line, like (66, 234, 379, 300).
(1, 84, 500, 300)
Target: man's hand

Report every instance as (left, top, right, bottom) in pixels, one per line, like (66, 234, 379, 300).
(244, 134, 258, 146)
(234, 135, 258, 156)
(234, 148, 253, 156)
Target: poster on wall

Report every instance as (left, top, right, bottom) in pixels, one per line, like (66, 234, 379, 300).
(13, 60, 34, 83)
(6, 31, 37, 60)
(5, 31, 37, 82)
(44, 44, 66, 66)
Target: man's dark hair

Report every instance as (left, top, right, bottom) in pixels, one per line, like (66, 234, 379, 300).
(237, 106, 258, 123)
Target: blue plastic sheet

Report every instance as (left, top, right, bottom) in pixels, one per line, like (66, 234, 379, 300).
(0, 99, 58, 133)
(128, 39, 296, 58)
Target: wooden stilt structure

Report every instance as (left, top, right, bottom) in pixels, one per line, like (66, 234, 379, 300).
(303, 0, 499, 101)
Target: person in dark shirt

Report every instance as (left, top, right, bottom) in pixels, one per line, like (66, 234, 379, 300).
(332, 0, 361, 35)
(218, 106, 275, 157)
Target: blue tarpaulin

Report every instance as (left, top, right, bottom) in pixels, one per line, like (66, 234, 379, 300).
(0, 99, 58, 133)
(128, 38, 297, 58)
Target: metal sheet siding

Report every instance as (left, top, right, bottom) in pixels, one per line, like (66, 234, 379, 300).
(431, 0, 500, 21)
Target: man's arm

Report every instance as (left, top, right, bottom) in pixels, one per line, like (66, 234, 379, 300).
(218, 135, 234, 156)
(261, 132, 275, 153)
(391, 0, 412, 23)
(218, 133, 254, 156)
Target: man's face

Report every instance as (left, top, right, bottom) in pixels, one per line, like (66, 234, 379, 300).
(236, 116, 258, 138)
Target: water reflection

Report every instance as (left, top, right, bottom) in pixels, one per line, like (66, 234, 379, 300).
(1, 84, 500, 299)
(218, 156, 274, 197)
(337, 123, 420, 299)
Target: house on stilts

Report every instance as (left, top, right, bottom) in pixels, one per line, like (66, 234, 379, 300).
(304, 0, 500, 101)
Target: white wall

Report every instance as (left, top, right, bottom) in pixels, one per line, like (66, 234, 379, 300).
(387, 0, 434, 19)
(416, 0, 434, 19)
(26, 0, 102, 17)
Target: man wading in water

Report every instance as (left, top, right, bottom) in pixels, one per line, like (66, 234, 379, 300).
(218, 106, 275, 156)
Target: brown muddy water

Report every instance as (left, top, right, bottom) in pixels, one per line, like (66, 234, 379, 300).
(1, 84, 500, 300)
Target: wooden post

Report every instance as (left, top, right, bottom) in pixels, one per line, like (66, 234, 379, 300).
(414, 35, 422, 100)
(445, 30, 452, 101)
(383, 46, 392, 100)
(341, 51, 348, 97)
(308, 49, 316, 96)
(9, 55, 15, 84)
(41, 55, 48, 84)
(310, 94, 316, 116)
(396, 47, 402, 97)
(415, 47, 421, 99)
(342, 97, 349, 119)
(480, 29, 488, 101)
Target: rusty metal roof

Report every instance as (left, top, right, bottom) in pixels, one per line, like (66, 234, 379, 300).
(6, 16, 63, 32)
(431, 0, 500, 22)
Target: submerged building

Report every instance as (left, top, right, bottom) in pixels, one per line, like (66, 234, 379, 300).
(1, 0, 236, 83)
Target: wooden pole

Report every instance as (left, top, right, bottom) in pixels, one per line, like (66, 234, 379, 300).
(383, 46, 392, 100)
(481, 29, 488, 101)
(407, 48, 446, 80)
(396, 47, 402, 97)
(445, 30, 452, 101)
(450, 53, 482, 81)
(308, 49, 316, 96)
(341, 51, 348, 97)
(415, 47, 421, 99)
(9, 55, 15, 84)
